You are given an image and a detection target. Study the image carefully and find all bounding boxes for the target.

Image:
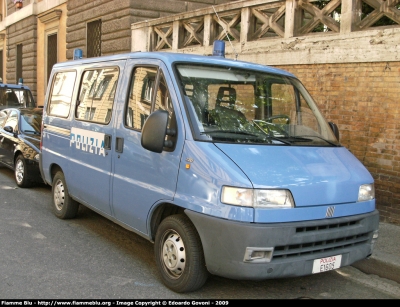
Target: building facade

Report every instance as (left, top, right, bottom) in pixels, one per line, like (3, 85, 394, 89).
(0, 0, 235, 106)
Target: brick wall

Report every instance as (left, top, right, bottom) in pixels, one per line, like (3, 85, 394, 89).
(276, 62, 400, 225)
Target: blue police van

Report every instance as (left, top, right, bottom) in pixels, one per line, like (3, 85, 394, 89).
(39, 42, 379, 293)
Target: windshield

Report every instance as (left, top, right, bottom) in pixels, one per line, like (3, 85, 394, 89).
(0, 88, 35, 110)
(20, 110, 42, 135)
(176, 64, 339, 146)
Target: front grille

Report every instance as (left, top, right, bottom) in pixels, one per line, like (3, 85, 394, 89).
(272, 219, 371, 261)
(296, 220, 359, 233)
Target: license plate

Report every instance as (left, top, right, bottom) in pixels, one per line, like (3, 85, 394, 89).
(312, 255, 342, 274)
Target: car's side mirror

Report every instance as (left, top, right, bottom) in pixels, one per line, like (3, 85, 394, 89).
(141, 110, 171, 153)
(4, 126, 14, 133)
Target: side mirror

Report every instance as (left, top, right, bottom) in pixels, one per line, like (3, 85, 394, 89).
(141, 110, 169, 153)
(4, 126, 14, 133)
(328, 122, 340, 141)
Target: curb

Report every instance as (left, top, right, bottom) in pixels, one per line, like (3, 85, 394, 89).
(351, 222, 400, 284)
(352, 257, 400, 284)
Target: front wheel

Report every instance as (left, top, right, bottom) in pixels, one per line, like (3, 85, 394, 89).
(15, 154, 32, 188)
(52, 171, 79, 219)
(154, 214, 209, 293)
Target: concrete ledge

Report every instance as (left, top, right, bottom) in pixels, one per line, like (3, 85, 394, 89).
(352, 258, 400, 284)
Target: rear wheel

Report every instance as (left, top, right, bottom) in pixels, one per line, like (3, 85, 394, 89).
(154, 214, 209, 293)
(14, 154, 32, 188)
(52, 171, 79, 219)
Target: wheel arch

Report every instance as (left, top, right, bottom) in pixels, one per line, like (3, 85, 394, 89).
(149, 203, 186, 242)
(13, 149, 24, 164)
(49, 163, 63, 185)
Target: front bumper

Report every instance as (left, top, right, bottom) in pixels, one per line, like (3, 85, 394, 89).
(185, 209, 379, 280)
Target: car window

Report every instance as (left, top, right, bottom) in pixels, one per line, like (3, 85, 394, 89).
(0, 110, 8, 126)
(125, 66, 157, 130)
(3, 110, 18, 132)
(0, 88, 34, 110)
(20, 111, 42, 134)
(49, 71, 77, 117)
(76, 67, 119, 124)
(154, 71, 175, 133)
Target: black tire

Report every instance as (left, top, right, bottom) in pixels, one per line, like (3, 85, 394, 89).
(154, 214, 209, 293)
(14, 154, 32, 188)
(52, 171, 79, 219)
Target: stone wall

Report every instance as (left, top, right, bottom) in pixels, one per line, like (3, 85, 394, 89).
(6, 15, 37, 96)
(66, 0, 237, 59)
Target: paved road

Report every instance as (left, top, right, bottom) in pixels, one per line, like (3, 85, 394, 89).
(0, 166, 399, 300)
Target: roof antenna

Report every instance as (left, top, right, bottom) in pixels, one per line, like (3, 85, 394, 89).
(212, 6, 238, 60)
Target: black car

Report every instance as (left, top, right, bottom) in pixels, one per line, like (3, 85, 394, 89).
(0, 107, 43, 187)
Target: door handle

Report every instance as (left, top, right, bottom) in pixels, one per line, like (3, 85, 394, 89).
(104, 134, 112, 150)
(116, 137, 124, 153)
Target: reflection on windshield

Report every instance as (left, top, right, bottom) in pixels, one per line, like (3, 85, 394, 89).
(177, 64, 339, 146)
(20, 112, 42, 134)
(0, 88, 35, 110)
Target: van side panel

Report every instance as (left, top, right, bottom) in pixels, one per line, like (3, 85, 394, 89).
(42, 116, 114, 217)
(174, 140, 254, 222)
(111, 128, 181, 234)
(110, 60, 185, 235)
(41, 61, 127, 217)
(67, 122, 114, 216)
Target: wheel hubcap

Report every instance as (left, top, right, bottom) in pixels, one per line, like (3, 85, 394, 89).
(54, 179, 65, 211)
(162, 231, 186, 278)
(15, 160, 24, 183)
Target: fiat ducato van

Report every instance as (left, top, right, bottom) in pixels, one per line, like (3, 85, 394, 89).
(40, 44, 379, 293)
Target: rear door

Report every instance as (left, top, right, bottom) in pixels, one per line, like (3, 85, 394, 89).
(66, 65, 121, 216)
(43, 63, 123, 217)
(111, 59, 184, 235)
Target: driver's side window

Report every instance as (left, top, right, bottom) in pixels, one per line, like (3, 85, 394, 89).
(125, 66, 157, 130)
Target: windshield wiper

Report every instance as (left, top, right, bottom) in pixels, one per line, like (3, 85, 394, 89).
(201, 130, 275, 143)
(266, 136, 292, 145)
(201, 130, 292, 144)
(201, 130, 258, 136)
(23, 130, 40, 135)
(295, 135, 339, 146)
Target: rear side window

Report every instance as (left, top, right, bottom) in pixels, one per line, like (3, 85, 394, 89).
(48, 71, 77, 117)
(76, 67, 119, 124)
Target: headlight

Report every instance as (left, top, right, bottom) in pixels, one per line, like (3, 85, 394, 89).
(358, 183, 375, 201)
(254, 189, 294, 208)
(221, 186, 294, 208)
